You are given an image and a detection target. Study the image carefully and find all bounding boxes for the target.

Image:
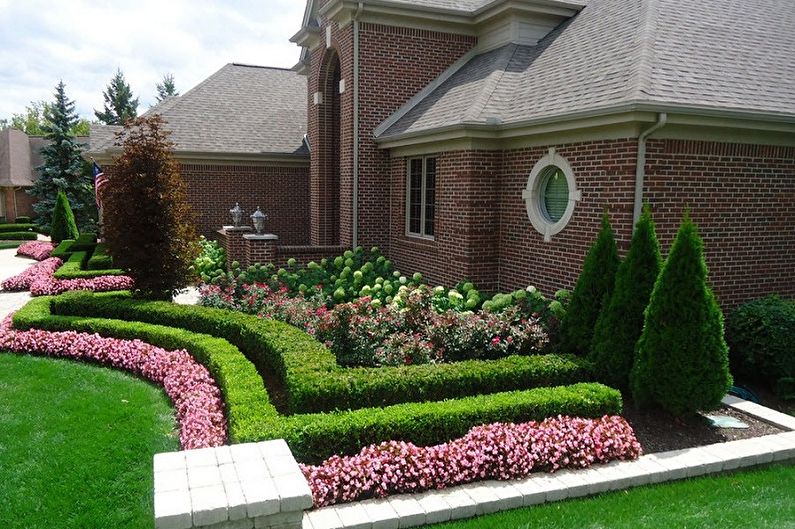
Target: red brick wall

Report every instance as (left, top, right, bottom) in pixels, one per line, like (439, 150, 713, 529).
(644, 140, 795, 307)
(387, 139, 794, 309)
(180, 163, 310, 244)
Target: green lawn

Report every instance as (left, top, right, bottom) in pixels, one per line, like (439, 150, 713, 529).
(0, 353, 179, 529)
(432, 463, 795, 529)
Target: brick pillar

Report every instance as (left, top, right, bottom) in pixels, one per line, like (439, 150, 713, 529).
(243, 234, 279, 266)
(219, 226, 252, 269)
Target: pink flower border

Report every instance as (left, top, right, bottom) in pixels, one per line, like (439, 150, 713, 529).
(301, 415, 642, 507)
(0, 315, 226, 449)
(1, 257, 134, 295)
(16, 241, 54, 261)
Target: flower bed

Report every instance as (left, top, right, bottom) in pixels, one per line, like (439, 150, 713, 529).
(0, 314, 226, 449)
(16, 241, 54, 261)
(1, 257, 133, 295)
(301, 415, 642, 507)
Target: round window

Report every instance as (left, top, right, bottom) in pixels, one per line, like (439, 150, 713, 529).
(539, 166, 569, 222)
(522, 148, 580, 242)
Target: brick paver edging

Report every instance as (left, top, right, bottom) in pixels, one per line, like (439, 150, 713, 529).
(154, 396, 795, 529)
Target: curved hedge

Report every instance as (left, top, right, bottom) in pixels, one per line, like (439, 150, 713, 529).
(17, 294, 622, 463)
(50, 292, 594, 413)
(52, 251, 126, 279)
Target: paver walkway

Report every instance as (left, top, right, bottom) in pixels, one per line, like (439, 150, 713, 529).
(0, 248, 35, 319)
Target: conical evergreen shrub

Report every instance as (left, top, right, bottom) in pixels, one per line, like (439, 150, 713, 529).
(559, 211, 619, 354)
(50, 190, 79, 244)
(630, 212, 732, 416)
(590, 206, 662, 390)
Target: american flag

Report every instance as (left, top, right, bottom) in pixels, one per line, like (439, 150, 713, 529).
(92, 162, 108, 209)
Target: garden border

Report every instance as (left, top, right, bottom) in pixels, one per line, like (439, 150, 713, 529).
(50, 292, 594, 414)
(154, 395, 795, 529)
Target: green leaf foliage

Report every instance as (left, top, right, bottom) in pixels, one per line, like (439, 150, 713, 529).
(94, 69, 139, 125)
(631, 212, 732, 416)
(559, 211, 620, 354)
(726, 296, 795, 398)
(50, 190, 79, 244)
(27, 82, 97, 231)
(590, 207, 662, 390)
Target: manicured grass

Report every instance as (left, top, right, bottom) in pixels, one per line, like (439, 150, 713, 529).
(432, 463, 795, 529)
(0, 353, 179, 529)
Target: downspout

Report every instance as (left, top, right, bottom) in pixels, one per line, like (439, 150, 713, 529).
(633, 112, 667, 226)
(352, 1, 363, 248)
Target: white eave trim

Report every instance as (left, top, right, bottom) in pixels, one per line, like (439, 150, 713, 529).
(85, 149, 310, 167)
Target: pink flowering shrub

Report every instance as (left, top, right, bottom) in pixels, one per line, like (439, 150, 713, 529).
(1, 257, 134, 295)
(200, 283, 548, 367)
(0, 315, 226, 449)
(16, 241, 54, 261)
(301, 415, 642, 507)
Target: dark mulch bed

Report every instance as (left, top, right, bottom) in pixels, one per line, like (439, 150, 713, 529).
(623, 399, 787, 454)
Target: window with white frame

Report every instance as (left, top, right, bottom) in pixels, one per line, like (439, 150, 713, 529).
(406, 156, 436, 238)
(522, 148, 581, 242)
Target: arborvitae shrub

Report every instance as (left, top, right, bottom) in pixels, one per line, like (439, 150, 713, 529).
(590, 207, 662, 390)
(50, 190, 79, 244)
(102, 115, 198, 299)
(559, 211, 619, 354)
(630, 212, 732, 416)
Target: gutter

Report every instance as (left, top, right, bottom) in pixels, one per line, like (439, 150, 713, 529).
(352, 1, 363, 248)
(633, 112, 667, 226)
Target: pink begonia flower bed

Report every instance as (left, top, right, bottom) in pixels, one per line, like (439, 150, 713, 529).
(0, 315, 226, 449)
(16, 241, 54, 261)
(0, 257, 134, 295)
(301, 415, 642, 508)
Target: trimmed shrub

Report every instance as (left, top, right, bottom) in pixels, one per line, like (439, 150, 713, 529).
(53, 251, 125, 279)
(0, 223, 37, 233)
(87, 243, 114, 270)
(726, 296, 795, 398)
(559, 211, 619, 355)
(69, 232, 97, 251)
(50, 190, 79, 244)
(0, 232, 38, 241)
(51, 292, 594, 414)
(14, 216, 32, 223)
(631, 212, 732, 416)
(102, 115, 198, 299)
(51, 239, 75, 259)
(590, 207, 662, 390)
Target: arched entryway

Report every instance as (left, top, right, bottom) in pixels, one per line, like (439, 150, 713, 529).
(313, 49, 342, 245)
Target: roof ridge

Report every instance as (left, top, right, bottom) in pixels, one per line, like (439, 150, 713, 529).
(462, 44, 520, 123)
(631, 0, 658, 99)
(230, 63, 295, 71)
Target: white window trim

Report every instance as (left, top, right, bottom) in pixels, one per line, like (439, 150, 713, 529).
(405, 156, 436, 241)
(522, 147, 581, 242)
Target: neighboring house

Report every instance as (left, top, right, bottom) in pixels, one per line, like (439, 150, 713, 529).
(0, 128, 75, 222)
(88, 63, 310, 242)
(288, 0, 795, 307)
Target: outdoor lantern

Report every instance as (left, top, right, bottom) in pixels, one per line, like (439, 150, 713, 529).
(250, 206, 268, 234)
(229, 203, 244, 227)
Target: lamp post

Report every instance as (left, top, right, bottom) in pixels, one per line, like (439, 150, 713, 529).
(229, 203, 244, 228)
(250, 207, 268, 235)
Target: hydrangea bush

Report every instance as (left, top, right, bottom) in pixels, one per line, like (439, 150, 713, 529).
(301, 415, 642, 507)
(16, 241, 54, 261)
(0, 315, 226, 449)
(1, 257, 134, 295)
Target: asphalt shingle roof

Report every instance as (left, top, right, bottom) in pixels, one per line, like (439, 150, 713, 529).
(90, 63, 308, 157)
(380, 0, 795, 138)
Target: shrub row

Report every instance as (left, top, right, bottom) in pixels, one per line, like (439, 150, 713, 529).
(0, 232, 38, 241)
(87, 243, 114, 270)
(70, 232, 98, 252)
(51, 239, 75, 259)
(21, 295, 622, 463)
(52, 250, 125, 279)
(13, 296, 276, 443)
(51, 292, 594, 414)
(0, 223, 37, 233)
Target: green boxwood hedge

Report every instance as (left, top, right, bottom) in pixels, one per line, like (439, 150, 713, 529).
(86, 243, 114, 270)
(50, 292, 594, 414)
(15, 295, 622, 462)
(0, 231, 38, 241)
(0, 223, 37, 233)
(52, 250, 125, 279)
(51, 239, 75, 259)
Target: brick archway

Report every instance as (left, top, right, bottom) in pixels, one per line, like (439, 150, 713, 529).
(311, 49, 342, 245)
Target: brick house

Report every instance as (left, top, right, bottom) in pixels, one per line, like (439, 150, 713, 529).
(88, 63, 311, 244)
(288, 0, 795, 307)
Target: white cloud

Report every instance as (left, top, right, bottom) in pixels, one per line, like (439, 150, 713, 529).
(0, 0, 305, 120)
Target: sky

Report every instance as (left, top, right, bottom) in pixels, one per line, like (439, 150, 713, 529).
(0, 0, 306, 121)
